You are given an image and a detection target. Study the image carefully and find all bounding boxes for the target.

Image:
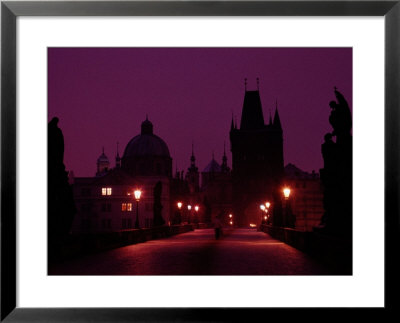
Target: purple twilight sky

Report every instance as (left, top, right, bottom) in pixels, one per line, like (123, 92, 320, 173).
(48, 47, 352, 178)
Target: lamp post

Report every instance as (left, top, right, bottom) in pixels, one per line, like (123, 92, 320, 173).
(229, 213, 233, 226)
(187, 205, 192, 224)
(194, 205, 199, 223)
(177, 202, 182, 224)
(134, 189, 141, 229)
(283, 187, 291, 227)
(260, 204, 266, 225)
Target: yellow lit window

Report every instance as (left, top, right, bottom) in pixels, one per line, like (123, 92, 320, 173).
(127, 203, 132, 211)
(102, 187, 112, 196)
(121, 203, 127, 211)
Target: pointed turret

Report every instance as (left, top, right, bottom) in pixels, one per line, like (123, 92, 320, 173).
(186, 142, 199, 193)
(273, 101, 282, 130)
(221, 142, 230, 173)
(189, 142, 197, 171)
(115, 142, 121, 168)
(231, 114, 235, 131)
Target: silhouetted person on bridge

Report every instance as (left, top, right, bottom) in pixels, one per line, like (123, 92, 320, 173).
(214, 213, 223, 239)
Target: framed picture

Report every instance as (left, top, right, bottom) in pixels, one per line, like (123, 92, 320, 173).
(1, 0, 398, 321)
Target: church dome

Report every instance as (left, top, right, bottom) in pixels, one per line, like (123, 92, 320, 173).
(203, 159, 221, 173)
(123, 118, 170, 158)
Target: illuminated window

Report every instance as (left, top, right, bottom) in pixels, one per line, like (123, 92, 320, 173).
(107, 187, 112, 195)
(122, 203, 132, 212)
(102, 187, 112, 196)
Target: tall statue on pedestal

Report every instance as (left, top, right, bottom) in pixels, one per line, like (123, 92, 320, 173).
(48, 117, 76, 261)
(317, 88, 352, 237)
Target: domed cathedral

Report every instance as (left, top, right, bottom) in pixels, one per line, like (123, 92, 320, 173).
(230, 79, 284, 227)
(122, 117, 172, 177)
(71, 117, 173, 233)
(120, 117, 172, 227)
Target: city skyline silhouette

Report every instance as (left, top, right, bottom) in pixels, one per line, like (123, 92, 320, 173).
(48, 47, 352, 177)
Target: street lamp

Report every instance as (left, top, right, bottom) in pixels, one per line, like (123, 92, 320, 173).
(265, 202, 271, 209)
(194, 205, 199, 223)
(177, 202, 182, 224)
(134, 189, 141, 229)
(260, 204, 266, 225)
(282, 187, 293, 228)
(283, 187, 291, 200)
(187, 205, 192, 224)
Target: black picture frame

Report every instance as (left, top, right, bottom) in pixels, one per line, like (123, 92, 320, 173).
(1, 1, 399, 321)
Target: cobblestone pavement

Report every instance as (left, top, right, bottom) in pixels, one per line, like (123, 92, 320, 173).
(49, 228, 332, 275)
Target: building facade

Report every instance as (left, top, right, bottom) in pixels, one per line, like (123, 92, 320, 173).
(283, 163, 324, 231)
(71, 119, 172, 233)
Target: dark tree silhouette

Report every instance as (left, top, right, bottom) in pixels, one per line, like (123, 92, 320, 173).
(48, 117, 76, 261)
(153, 181, 165, 226)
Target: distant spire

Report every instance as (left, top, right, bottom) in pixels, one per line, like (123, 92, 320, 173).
(256, 77, 260, 91)
(102, 146, 105, 155)
(189, 142, 198, 172)
(231, 112, 235, 131)
(115, 142, 121, 168)
(244, 78, 247, 91)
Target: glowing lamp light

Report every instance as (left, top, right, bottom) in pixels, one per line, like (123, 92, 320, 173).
(195, 205, 199, 212)
(265, 202, 271, 208)
(188, 205, 192, 211)
(177, 202, 182, 209)
(250, 223, 257, 228)
(229, 214, 233, 218)
(264, 216, 267, 221)
(283, 188, 291, 199)
(134, 189, 142, 201)
(230, 221, 233, 225)
(260, 204, 266, 211)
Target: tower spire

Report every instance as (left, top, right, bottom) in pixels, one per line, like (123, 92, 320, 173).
(273, 100, 282, 130)
(257, 77, 260, 91)
(190, 141, 196, 169)
(115, 142, 121, 168)
(244, 78, 247, 91)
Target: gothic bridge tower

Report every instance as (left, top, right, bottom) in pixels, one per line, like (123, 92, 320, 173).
(230, 79, 284, 226)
